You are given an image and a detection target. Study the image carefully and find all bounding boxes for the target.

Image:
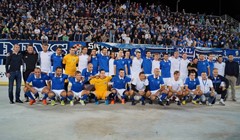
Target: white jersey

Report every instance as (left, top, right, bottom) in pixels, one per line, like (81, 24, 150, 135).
(39, 51, 53, 73)
(169, 56, 181, 77)
(132, 76, 149, 91)
(152, 60, 160, 74)
(180, 58, 190, 80)
(78, 54, 89, 72)
(109, 58, 115, 76)
(131, 57, 143, 78)
(198, 77, 213, 93)
(168, 78, 184, 92)
(214, 62, 225, 77)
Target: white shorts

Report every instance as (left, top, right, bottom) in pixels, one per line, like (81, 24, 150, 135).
(72, 91, 83, 98)
(33, 87, 45, 93)
(115, 89, 127, 96)
(150, 90, 159, 95)
(52, 89, 65, 97)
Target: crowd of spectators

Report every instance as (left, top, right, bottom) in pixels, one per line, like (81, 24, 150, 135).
(0, 0, 239, 49)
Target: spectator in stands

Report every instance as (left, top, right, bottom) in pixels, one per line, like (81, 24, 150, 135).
(0, 0, 239, 48)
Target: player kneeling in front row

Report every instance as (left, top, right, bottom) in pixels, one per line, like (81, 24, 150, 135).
(130, 72, 149, 105)
(25, 67, 50, 105)
(167, 71, 185, 106)
(107, 69, 131, 105)
(67, 71, 91, 106)
(89, 69, 112, 105)
(48, 67, 68, 106)
(184, 71, 202, 105)
(199, 72, 216, 106)
(209, 68, 229, 106)
(146, 68, 168, 106)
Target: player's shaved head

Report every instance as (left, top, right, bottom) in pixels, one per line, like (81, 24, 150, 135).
(154, 68, 160, 77)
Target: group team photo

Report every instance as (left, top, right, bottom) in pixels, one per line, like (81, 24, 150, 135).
(5, 43, 239, 107)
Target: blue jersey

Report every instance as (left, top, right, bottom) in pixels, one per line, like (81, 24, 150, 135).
(124, 58, 132, 75)
(49, 73, 68, 90)
(160, 60, 171, 78)
(26, 73, 49, 88)
(208, 60, 214, 77)
(147, 75, 164, 91)
(51, 53, 63, 72)
(114, 58, 127, 74)
(206, 41, 212, 47)
(197, 60, 209, 76)
(97, 54, 109, 72)
(90, 56, 98, 75)
(82, 68, 93, 83)
(68, 77, 84, 92)
(184, 77, 200, 90)
(142, 57, 152, 74)
(112, 76, 131, 89)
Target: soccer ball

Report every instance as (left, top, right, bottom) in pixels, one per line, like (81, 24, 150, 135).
(134, 95, 141, 101)
(0, 72, 5, 78)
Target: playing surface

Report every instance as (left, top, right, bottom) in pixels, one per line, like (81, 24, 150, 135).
(0, 86, 240, 140)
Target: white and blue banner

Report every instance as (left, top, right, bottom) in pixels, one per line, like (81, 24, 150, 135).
(0, 40, 240, 65)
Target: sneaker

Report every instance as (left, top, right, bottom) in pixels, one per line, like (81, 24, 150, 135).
(60, 100, 65, 106)
(95, 101, 99, 105)
(9, 101, 15, 104)
(42, 99, 47, 105)
(232, 99, 237, 102)
(70, 100, 74, 106)
(25, 97, 29, 102)
(149, 100, 153, 104)
(166, 100, 170, 106)
(29, 100, 36, 105)
(199, 101, 203, 105)
(158, 100, 165, 106)
(182, 100, 186, 105)
(110, 100, 115, 104)
(219, 99, 225, 106)
(208, 103, 212, 106)
(121, 99, 125, 104)
(131, 101, 136, 106)
(79, 100, 85, 106)
(192, 100, 198, 105)
(16, 100, 23, 103)
(105, 100, 109, 105)
(51, 100, 56, 106)
(177, 101, 181, 106)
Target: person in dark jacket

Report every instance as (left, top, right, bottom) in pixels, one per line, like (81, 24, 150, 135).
(209, 68, 229, 105)
(224, 55, 239, 101)
(22, 44, 38, 102)
(5, 44, 23, 104)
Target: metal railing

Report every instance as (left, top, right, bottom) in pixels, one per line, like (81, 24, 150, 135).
(221, 14, 240, 33)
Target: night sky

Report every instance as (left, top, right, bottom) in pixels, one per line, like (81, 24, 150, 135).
(126, 0, 239, 21)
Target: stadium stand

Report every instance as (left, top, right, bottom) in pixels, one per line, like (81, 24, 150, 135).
(0, 0, 239, 49)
